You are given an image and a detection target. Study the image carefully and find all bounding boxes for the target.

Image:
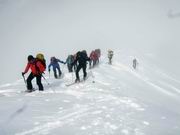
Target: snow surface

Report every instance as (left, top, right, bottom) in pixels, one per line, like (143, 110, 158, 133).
(0, 50, 180, 135)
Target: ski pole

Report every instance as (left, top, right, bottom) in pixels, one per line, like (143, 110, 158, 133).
(89, 70, 95, 83)
(42, 74, 50, 85)
(22, 73, 27, 87)
(42, 75, 55, 92)
(48, 71, 50, 78)
(41, 74, 56, 92)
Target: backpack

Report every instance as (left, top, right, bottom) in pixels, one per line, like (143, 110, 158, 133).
(95, 49, 101, 58)
(66, 55, 73, 64)
(36, 53, 44, 61)
(36, 53, 46, 69)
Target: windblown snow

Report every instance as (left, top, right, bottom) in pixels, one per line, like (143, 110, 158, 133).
(0, 50, 180, 135)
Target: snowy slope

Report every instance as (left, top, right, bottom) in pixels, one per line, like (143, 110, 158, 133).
(0, 50, 180, 135)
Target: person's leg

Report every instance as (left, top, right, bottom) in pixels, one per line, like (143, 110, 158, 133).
(67, 64, 71, 72)
(82, 65, 87, 80)
(75, 65, 81, 82)
(109, 57, 112, 64)
(53, 67, 58, 78)
(67, 64, 70, 72)
(68, 64, 72, 72)
(108, 57, 111, 64)
(57, 67, 62, 77)
(89, 60, 92, 69)
(97, 58, 99, 64)
(69, 64, 73, 72)
(27, 72, 35, 90)
(74, 63, 77, 72)
(36, 74, 44, 91)
(93, 60, 96, 67)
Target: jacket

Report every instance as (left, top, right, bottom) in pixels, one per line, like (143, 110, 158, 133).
(48, 58, 65, 70)
(24, 60, 45, 75)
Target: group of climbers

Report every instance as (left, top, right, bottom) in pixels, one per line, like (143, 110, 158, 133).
(22, 49, 138, 92)
(107, 49, 138, 68)
(22, 50, 100, 92)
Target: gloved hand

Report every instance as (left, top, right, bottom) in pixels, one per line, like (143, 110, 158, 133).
(22, 72, 25, 76)
(48, 69, 50, 72)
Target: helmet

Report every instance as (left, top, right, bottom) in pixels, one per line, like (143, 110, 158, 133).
(27, 55, 34, 62)
(36, 53, 44, 60)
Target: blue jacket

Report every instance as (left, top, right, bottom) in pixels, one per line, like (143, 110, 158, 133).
(48, 59, 65, 71)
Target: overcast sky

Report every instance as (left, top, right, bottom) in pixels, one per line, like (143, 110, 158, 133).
(0, 0, 180, 84)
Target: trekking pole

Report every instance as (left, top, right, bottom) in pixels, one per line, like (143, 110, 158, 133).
(41, 74, 57, 92)
(89, 70, 95, 83)
(48, 71, 50, 78)
(42, 74, 50, 85)
(22, 73, 27, 88)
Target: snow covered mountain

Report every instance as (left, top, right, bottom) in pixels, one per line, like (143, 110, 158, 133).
(0, 50, 180, 135)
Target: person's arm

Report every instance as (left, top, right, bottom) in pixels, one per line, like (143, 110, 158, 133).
(66, 57, 68, 64)
(23, 63, 30, 74)
(85, 54, 90, 61)
(57, 59, 66, 64)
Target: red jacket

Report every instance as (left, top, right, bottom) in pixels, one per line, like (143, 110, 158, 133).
(90, 51, 98, 61)
(24, 60, 45, 75)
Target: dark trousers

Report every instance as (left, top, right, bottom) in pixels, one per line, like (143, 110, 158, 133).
(89, 60, 92, 69)
(67, 64, 73, 72)
(73, 62, 77, 72)
(27, 72, 44, 90)
(76, 64, 87, 81)
(108, 57, 112, 64)
(53, 67, 62, 78)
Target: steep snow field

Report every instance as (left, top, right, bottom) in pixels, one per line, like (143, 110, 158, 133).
(0, 50, 180, 135)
